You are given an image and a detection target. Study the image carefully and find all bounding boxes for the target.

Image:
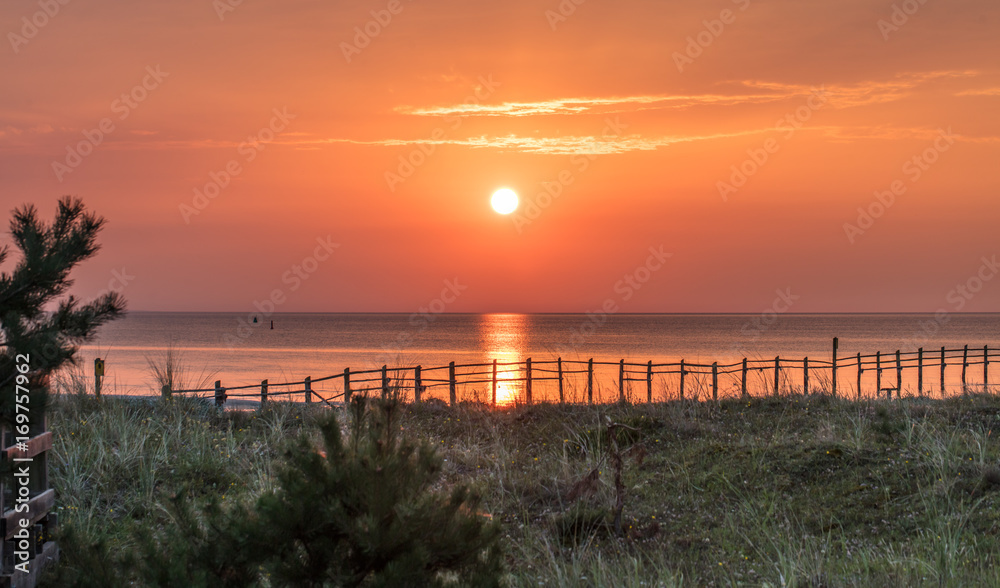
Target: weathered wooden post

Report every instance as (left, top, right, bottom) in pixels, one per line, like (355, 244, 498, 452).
(94, 357, 104, 399)
(856, 353, 862, 400)
(895, 350, 902, 400)
(803, 357, 809, 395)
(260, 379, 267, 405)
(344, 368, 352, 403)
(449, 361, 456, 406)
(381, 365, 389, 399)
(712, 362, 718, 401)
(0, 391, 58, 585)
(918, 348, 924, 396)
(587, 358, 594, 404)
(526, 358, 533, 405)
(985, 345, 990, 392)
(618, 359, 625, 403)
(876, 351, 882, 397)
(773, 356, 780, 396)
(491, 360, 498, 406)
(962, 345, 969, 394)
(647, 360, 653, 403)
(305, 376, 312, 403)
(558, 358, 564, 404)
(679, 359, 686, 400)
(214, 380, 225, 407)
(414, 366, 422, 404)
(741, 358, 748, 398)
(940, 347, 946, 395)
(832, 337, 839, 397)
(161, 384, 171, 400)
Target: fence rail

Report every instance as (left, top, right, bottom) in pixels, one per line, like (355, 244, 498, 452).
(164, 339, 997, 407)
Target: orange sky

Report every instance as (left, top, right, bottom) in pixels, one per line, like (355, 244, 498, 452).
(2, 0, 999, 313)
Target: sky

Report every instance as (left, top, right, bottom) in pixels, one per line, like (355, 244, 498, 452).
(1, 0, 999, 314)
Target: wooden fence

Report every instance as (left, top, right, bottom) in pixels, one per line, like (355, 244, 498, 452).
(1, 407, 58, 586)
(165, 339, 999, 407)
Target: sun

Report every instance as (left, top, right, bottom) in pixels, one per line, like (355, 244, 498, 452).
(491, 188, 518, 215)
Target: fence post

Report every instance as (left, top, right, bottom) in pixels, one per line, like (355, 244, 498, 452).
(803, 357, 809, 395)
(618, 359, 625, 403)
(741, 358, 748, 398)
(876, 351, 882, 397)
(712, 362, 718, 401)
(558, 358, 564, 404)
(856, 353, 862, 400)
(526, 358, 533, 405)
(261, 379, 267, 405)
(918, 348, 923, 396)
(214, 380, 225, 407)
(587, 358, 594, 404)
(414, 366, 422, 404)
(305, 376, 312, 403)
(962, 345, 969, 394)
(940, 347, 946, 395)
(895, 350, 902, 400)
(773, 357, 780, 396)
(985, 345, 990, 393)
(449, 361, 456, 406)
(161, 384, 171, 400)
(94, 357, 103, 399)
(680, 359, 686, 400)
(381, 365, 389, 399)
(647, 360, 653, 403)
(492, 360, 498, 406)
(832, 337, 839, 397)
(344, 368, 352, 403)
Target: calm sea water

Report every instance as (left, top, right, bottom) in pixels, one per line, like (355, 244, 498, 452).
(78, 312, 999, 403)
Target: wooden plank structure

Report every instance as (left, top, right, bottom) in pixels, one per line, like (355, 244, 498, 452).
(1, 417, 58, 586)
(161, 339, 1000, 407)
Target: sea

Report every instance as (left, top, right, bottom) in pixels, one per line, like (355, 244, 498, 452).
(77, 312, 1000, 404)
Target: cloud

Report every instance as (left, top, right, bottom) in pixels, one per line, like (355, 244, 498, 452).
(955, 88, 1000, 97)
(395, 70, 981, 118)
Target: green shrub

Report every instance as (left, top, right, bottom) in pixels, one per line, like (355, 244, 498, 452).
(45, 397, 504, 587)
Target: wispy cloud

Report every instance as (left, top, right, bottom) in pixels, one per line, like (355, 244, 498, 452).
(955, 88, 1000, 97)
(396, 94, 792, 117)
(396, 71, 981, 118)
(13, 124, 995, 157)
(308, 130, 769, 154)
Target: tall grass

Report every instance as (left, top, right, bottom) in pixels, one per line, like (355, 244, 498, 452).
(144, 344, 218, 393)
(41, 379, 1000, 587)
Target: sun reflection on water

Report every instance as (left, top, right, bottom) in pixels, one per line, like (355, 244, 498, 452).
(478, 314, 529, 406)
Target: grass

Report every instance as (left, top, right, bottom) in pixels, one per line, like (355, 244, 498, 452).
(41, 378, 1000, 587)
